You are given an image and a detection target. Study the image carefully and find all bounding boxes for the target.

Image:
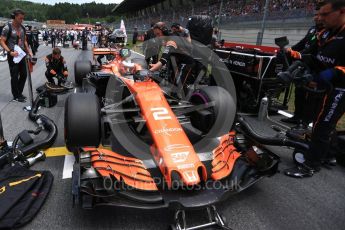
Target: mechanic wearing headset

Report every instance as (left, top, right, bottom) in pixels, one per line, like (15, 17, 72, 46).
(149, 22, 194, 98)
(0, 9, 33, 103)
(171, 23, 192, 43)
(282, 6, 325, 126)
(45, 48, 68, 86)
(285, 0, 345, 178)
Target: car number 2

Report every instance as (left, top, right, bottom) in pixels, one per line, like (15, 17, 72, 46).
(151, 107, 171, 120)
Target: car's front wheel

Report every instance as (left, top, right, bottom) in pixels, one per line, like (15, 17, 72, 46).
(189, 86, 236, 138)
(65, 93, 101, 153)
(74, 60, 92, 86)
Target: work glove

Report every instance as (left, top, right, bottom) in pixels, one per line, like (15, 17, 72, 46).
(315, 69, 335, 83)
(277, 71, 292, 84)
(286, 48, 302, 60)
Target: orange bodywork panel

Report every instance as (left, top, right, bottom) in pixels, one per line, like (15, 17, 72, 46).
(123, 80, 208, 188)
(98, 56, 142, 77)
(85, 148, 158, 191)
(88, 56, 242, 188)
(211, 132, 242, 181)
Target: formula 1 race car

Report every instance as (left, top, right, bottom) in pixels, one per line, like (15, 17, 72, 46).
(65, 46, 281, 229)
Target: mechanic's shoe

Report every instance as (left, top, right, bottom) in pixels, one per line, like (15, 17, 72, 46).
(281, 116, 302, 124)
(19, 94, 27, 100)
(284, 162, 320, 178)
(12, 97, 26, 103)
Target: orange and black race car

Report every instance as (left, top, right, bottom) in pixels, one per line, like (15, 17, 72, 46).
(64, 46, 283, 229)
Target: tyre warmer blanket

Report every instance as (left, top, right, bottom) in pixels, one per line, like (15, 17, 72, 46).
(0, 164, 53, 229)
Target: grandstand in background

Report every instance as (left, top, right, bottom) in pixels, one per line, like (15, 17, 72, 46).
(113, 0, 314, 30)
(112, 0, 315, 46)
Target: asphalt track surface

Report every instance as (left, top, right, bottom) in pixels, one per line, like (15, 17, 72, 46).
(0, 44, 345, 230)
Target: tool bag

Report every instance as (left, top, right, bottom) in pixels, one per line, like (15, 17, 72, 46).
(0, 164, 53, 229)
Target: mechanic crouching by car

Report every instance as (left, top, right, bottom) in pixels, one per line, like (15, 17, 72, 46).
(149, 22, 194, 98)
(45, 48, 68, 86)
(285, 0, 345, 178)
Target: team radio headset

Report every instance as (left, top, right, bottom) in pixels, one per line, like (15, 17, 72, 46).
(154, 22, 170, 36)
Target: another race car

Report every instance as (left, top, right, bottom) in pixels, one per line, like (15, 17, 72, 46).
(65, 46, 281, 229)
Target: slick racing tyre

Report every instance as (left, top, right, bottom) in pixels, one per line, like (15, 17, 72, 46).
(65, 93, 101, 152)
(189, 86, 235, 137)
(74, 60, 92, 86)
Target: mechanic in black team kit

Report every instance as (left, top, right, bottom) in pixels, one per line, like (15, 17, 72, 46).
(286, 0, 345, 177)
(144, 23, 159, 66)
(45, 48, 68, 86)
(282, 6, 325, 125)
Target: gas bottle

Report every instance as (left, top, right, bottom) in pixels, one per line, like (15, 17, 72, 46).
(258, 96, 268, 121)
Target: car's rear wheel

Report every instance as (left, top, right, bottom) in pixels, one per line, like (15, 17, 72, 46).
(65, 93, 101, 152)
(189, 86, 236, 137)
(74, 60, 92, 86)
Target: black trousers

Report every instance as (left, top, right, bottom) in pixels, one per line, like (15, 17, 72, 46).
(294, 86, 323, 124)
(7, 55, 27, 99)
(28, 41, 36, 56)
(51, 38, 56, 48)
(293, 86, 306, 119)
(305, 87, 345, 165)
(45, 71, 63, 85)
